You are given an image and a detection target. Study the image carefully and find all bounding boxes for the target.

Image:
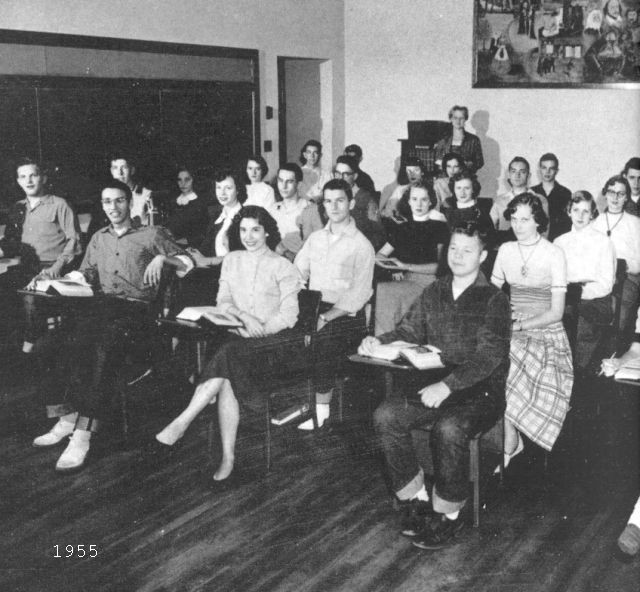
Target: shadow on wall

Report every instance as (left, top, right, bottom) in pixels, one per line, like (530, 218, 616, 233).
(471, 110, 501, 198)
(380, 156, 402, 204)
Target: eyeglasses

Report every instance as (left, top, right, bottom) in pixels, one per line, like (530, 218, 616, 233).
(606, 190, 627, 199)
(334, 170, 355, 178)
(101, 197, 128, 206)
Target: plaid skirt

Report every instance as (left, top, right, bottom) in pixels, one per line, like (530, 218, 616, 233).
(506, 321, 573, 451)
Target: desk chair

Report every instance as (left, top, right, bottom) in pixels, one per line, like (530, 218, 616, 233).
(411, 416, 504, 528)
(265, 289, 322, 471)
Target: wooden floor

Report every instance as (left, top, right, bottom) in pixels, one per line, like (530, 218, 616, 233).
(1, 351, 639, 592)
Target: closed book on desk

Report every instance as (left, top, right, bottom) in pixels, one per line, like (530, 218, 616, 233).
(271, 403, 310, 426)
(375, 258, 411, 271)
(615, 359, 640, 382)
(176, 306, 243, 327)
(32, 278, 93, 297)
(363, 341, 444, 369)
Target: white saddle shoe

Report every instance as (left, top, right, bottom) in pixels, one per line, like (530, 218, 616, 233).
(32, 416, 76, 448)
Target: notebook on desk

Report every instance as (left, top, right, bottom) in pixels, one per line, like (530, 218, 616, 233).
(31, 277, 94, 297)
(361, 341, 444, 370)
(176, 306, 243, 328)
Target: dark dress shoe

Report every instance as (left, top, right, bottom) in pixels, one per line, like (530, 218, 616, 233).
(412, 512, 465, 550)
(399, 498, 433, 537)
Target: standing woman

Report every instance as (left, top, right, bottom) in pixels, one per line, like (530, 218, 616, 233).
(156, 206, 300, 482)
(244, 154, 276, 210)
(491, 193, 573, 464)
(189, 168, 246, 268)
(435, 105, 484, 174)
(165, 166, 210, 247)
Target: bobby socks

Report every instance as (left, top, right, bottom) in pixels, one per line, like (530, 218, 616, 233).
(411, 486, 429, 502)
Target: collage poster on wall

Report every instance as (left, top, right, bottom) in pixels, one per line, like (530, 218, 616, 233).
(474, 0, 640, 86)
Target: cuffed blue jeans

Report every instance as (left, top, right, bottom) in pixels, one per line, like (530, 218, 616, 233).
(374, 384, 502, 514)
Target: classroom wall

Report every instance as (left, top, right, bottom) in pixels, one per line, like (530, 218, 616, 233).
(344, 0, 640, 202)
(0, 0, 346, 181)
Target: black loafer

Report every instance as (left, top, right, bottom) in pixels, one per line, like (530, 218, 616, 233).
(399, 499, 433, 537)
(412, 512, 465, 550)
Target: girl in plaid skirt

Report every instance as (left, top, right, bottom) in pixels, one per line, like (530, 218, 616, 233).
(492, 193, 573, 464)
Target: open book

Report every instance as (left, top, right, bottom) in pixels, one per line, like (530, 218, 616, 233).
(176, 306, 243, 328)
(362, 340, 444, 370)
(32, 277, 93, 297)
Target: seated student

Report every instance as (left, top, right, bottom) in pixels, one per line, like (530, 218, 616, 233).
(344, 144, 375, 192)
(591, 175, 640, 339)
(189, 168, 246, 267)
(294, 178, 375, 429)
(298, 140, 332, 203)
(599, 307, 640, 557)
(155, 206, 300, 483)
(490, 157, 549, 242)
(375, 183, 449, 334)
(622, 157, 640, 217)
(0, 158, 82, 352)
(491, 193, 573, 465)
(434, 153, 463, 209)
(244, 154, 276, 210)
(269, 163, 311, 261)
(380, 157, 428, 220)
(362, 222, 510, 550)
(109, 152, 154, 226)
(530, 153, 572, 241)
(32, 179, 193, 472)
(443, 171, 492, 230)
(554, 191, 615, 370)
(164, 165, 210, 247)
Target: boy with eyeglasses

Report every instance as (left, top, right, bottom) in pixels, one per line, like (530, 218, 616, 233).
(31, 180, 193, 473)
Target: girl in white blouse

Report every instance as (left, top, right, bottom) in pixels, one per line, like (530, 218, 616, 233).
(244, 154, 276, 210)
(156, 206, 301, 483)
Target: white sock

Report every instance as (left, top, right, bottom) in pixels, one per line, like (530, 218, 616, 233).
(411, 486, 429, 502)
(316, 403, 330, 420)
(445, 511, 459, 520)
(22, 341, 34, 353)
(60, 412, 78, 427)
(71, 428, 92, 443)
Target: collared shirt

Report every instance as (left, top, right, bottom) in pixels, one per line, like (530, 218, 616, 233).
(130, 186, 153, 226)
(213, 202, 242, 257)
(489, 189, 549, 231)
(624, 194, 640, 217)
(245, 182, 276, 210)
(80, 223, 193, 302)
(592, 211, 640, 274)
(0, 195, 81, 267)
(554, 224, 615, 300)
(176, 191, 198, 206)
(378, 272, 511, 397)
(216, 247, 300, 335)
(294, 218, 374, 313)
(269, 198, 309, 254)
(530, 182, 572, 240)
(299, 166, 332, 203)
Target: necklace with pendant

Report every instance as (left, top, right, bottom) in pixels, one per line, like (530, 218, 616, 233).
(605, 211, 624, 237)
(517, 236, 542, 277)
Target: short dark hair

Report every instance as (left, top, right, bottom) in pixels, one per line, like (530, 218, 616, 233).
(448, 170, 481, 199)
(441, 152, 463, 176)
(397, 183, 436, 220)
(602, 174, 631, 199)
(508, 156, 530, 174)
(335, 154, 360, 172)
(504, 192, 549, 233)
(450, 220, 491, 251)
(448, 105, 469, 120)
(623, 157, 640, 175)
(102, 179, 133, 201)
(299, 139, 323, 165)
(323, 178, 353, 201)
(344, 144, 363, 159)
(227, 205, 281, 252)
(567, 190, 599, 219)
(278, 162, 303, 183)
(15, 157, 43, 176)
(245, 154, 269, 182)
(108, 151, 135, 167)
(539, 152, 559, 168)
(214, 168, 247, 204)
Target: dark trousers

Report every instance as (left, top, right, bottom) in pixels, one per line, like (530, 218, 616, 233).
(374, 385, 502, 507)
(44, 298, 155, 425)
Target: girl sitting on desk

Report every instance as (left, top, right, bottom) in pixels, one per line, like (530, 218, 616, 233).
(155, 205, 300, 484)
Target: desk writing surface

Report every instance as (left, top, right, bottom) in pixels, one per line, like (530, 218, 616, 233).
(348, 354, 413, 370)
